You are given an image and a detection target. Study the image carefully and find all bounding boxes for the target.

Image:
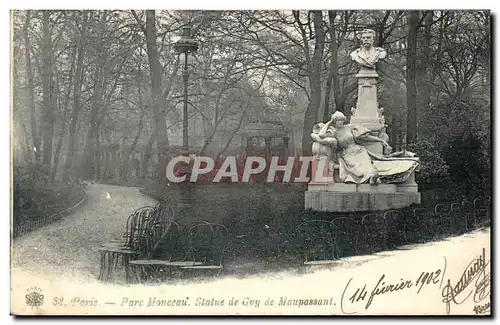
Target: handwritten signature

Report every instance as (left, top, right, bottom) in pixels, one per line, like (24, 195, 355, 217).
(441, 248, 490, 315)
(340, 257, 446, 314)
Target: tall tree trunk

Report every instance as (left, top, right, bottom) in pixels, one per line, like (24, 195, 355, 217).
(302, 10, 326, 156)
(127, 108, 146, 165)
(406, 11, 419, 144)
(51, 43, 76, 182)
(19, 123, 31, 162)
(323, 10, 342, 120)
(82, 11, 106, 180)
(41, 11, 55, 169)
(23, 11, 40, 163)
(431, 12, 445, 88)
(145, 10, 170, 182)
(64, 11, 88, 182)
(123, 61, 147, 181)
(95, 130, 102, 180)
(416, 11, 433, 139)
(94, 54, 128, 181)
(141, 131, 156, 180)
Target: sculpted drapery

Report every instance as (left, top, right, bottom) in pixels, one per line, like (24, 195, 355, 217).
(311, 112, 419, 185)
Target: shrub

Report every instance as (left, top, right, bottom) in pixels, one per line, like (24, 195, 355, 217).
(13, 162, 51, 217)
(13, 162, 51, 192)
(441, 132, 491, 197)
(404, 140, 449, 188)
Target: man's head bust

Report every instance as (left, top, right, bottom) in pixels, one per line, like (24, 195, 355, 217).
(360, 29, 376, 49)
(350, 28, 387, 69)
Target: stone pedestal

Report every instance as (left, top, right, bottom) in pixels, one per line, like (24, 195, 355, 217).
(305, 160, 421, 212)
(350, 67, 383, 132)
(308, 157, 333, 191)
(304, 190, 421, 212)
(396, 170, 419, 193)
(349, 67, 387, 156)
(304, 177, 421, 212)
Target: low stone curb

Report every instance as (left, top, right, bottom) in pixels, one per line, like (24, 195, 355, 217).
(12, 187, 88, 239)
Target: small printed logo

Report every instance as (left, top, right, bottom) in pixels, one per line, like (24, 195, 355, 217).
(25, 286, 44, 308)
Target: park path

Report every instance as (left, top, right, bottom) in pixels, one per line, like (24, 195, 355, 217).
(11, 183, 157, 281)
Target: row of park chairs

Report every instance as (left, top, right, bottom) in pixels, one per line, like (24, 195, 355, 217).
(98, 204, 171, 282)
(129, 220, 229, 284)
(98, 203, 229, 284)
(295, 196, 491, 266)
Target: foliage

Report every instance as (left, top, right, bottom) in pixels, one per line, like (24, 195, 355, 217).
(13, 162, 51, 193)
(441, 132, 491, 195)
(11, 10, 491, 187)
(13, 162, 86, 230)
(13, 162, 51, 226)
(404, 140, 448, 187)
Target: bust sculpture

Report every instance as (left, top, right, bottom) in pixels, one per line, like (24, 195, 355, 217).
(350, 29, 387, 69)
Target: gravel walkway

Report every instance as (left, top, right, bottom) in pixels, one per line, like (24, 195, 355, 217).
(11, 183, 157, 281)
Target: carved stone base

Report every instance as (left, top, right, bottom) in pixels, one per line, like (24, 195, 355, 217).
(349, 118, 384, 133)
(355, 67, 380, 78)
(304, 186, 421, 212)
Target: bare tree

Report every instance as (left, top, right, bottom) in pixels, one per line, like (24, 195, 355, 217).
(40, 11, 56, 168)
(406, 11, 419, 144)
(22, 11, 40, 163)
(132, 10, 171, 182)
(82, 11, 107, 179)
(64, 11, 88, 181)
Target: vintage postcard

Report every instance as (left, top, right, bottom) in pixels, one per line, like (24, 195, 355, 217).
(10, 9, 491, 316)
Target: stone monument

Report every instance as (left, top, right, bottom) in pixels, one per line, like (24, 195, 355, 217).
(304, 29, 421, 212)
(349, 28, 386, 155)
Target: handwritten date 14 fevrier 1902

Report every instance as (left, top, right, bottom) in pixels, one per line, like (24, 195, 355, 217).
(341, 258, 447, 314)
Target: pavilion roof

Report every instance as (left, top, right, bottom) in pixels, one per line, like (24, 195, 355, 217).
(242, 120, 288, 138)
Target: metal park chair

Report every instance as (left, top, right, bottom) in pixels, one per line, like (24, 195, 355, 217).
(450, 202, 467, 235)
(461, 200, 478, 231)
(295, 220, 337, 267)
(137, 203, 176, 256)
(330, 217, 360, 258)
(473, 197, 491, 228)
(129, 220, 213, 283)
(410, 207, 440, 242)
(129, 221, 182, 283)
(98, 206, 156, 283)
(179, 222, 230, 278)
(434, 203, 455, 237)
(356, 213, 386, 255)
(383, 210, 408, 249)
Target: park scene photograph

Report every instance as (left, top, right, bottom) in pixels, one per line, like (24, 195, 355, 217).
(10, 9, 491, 316)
